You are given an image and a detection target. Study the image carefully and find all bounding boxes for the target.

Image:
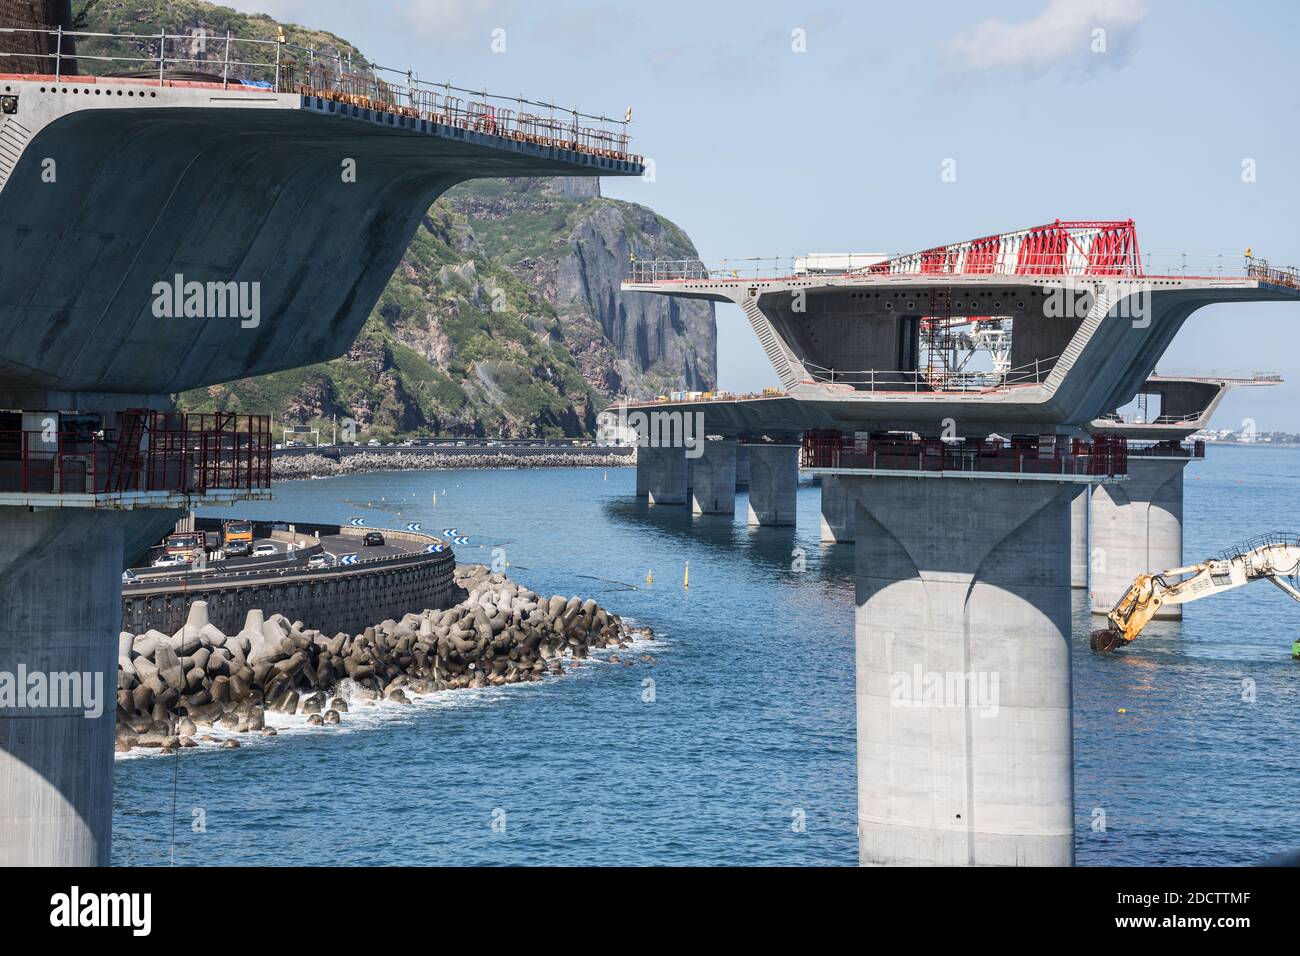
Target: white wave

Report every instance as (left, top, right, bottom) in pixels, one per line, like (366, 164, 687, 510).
(114, 626, 664, 760)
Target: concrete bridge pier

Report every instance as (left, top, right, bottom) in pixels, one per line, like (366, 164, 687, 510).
(745, 444, 799, 527)
(641, 444, 689, 506)
(691, 439, 737, 515)
(0, 506, 180, 866)
(844, 475, 1077, 867)
(1070, 486, 1089, 589)
(635, 449, 650, 498)
(820, 475, 855, 544)
(734, 443, 751, 490)
(1089, 457, 1187, 618)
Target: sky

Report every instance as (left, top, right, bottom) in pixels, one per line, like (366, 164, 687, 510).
(226, 0, 1300, 430)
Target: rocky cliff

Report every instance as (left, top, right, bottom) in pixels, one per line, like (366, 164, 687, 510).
(182, 178, 717, 439)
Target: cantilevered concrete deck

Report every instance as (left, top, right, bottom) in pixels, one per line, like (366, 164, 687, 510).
(0, 75, 641, 399)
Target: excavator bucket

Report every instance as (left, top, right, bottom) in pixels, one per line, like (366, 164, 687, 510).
(1090, 626, 1125, 654)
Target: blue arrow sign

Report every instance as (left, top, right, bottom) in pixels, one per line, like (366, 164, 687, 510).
(441, 528, 458, 536)
(405, 522, 422, 532)
(348, 517, 366, 527)
(424, 543, 446, 553)
(451, 536, 470, 545)
(339, 553, 359, 565)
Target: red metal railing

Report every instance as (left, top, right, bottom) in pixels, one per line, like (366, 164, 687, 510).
(0, 410, 271, 497)
(800, 430, 1128, 478)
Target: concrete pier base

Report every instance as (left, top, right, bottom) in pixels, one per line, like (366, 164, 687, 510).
(1070, 486, 1089, 589)
(745, 444, 798, 526)
(641, 444, 688, 506)
(844, 475, 1076, 867)
(691, 440, 737, 515)
(1089, 457, 1187, 618)
(820, 475, 854, 543)
(0, 507, 180, 866)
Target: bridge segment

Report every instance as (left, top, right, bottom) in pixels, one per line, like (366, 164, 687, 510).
(0, 24, 639, 865)
(621, 221, 1300, 866)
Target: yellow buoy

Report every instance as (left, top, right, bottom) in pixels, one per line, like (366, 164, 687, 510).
(1117, 708, 1127, 714)
(683, 562, 690, 589)
(646, 569, 653, 585)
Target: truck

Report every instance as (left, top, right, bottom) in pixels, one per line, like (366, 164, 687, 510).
(161, 532, 204, 562)
(222, 519, 255, 557)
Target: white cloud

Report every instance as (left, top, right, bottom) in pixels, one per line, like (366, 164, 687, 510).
(942, 0, 1149, 76)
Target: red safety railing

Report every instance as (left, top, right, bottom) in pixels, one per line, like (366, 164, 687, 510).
(800, 429, 1128, 477)
(0, 410, 271, 497)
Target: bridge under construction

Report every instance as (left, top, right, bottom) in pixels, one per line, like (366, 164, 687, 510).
(0, 21, 640, 865)
(621, 218, 1300, 866)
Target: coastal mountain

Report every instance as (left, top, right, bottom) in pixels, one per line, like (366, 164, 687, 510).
(183, 178, 716, 439)
(69, 1, 717, 439)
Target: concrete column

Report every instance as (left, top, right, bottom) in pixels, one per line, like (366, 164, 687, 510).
(746, 444, 798, 526)
(844, 475, 1076, 867)
(634, 446, 650, 498)
(642, 444, 688, 506)
(820, 475, 854, 543)
(691, 439, 737, 515)
(734, 443, 751, 490)
(1070, 485, 1089, 589)
(1089, 457, 1187, 618)
(0, 506, 180, 865)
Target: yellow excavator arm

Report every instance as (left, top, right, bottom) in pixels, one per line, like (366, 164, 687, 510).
(1091, 534, 1300, 653)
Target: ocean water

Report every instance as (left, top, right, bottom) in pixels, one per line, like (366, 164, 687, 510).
(111, 446, 1300, 866)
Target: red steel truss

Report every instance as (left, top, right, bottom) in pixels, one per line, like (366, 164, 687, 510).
(863, 220, 1143, 279)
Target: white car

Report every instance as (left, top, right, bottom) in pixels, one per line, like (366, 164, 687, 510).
(307, 554, 333, 569)
(251, 544, 278, 558)
(152, 555, 186, 568)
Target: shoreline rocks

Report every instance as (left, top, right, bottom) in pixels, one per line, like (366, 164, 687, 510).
(272, 451, 631, 481)
(115, 564, 652, 756)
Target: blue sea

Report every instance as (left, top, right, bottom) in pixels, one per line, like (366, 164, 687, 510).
(111, 445, 1300, 866)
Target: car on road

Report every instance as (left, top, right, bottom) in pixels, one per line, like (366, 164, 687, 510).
(151, 555, 187, 569)
(307, 554, 333, 569)
(122, 569, 139, 584)
(362, 531, 385, 547)
(251, 543, 278, 558)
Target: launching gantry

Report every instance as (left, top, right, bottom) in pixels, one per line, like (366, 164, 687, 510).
(620, 218, 1300, 867)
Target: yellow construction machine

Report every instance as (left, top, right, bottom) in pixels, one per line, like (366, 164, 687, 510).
(1091, 533, 1300, 654)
